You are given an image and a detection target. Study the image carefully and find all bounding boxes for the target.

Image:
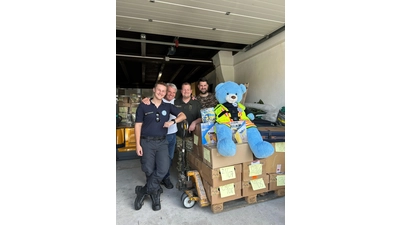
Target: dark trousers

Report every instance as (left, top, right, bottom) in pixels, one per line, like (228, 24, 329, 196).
(140, 138, 169, 194)
(164, 133, 177, 179)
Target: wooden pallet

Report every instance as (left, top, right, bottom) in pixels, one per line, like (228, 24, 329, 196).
(210, 189, 284, 213)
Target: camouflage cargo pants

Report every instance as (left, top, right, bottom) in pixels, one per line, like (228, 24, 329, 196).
(176, 136, 193, 174)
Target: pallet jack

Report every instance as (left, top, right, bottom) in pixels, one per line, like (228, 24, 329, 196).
(176, 120, 210, 209)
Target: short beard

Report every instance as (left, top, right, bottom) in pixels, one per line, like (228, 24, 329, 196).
(199, 89, 208, 95)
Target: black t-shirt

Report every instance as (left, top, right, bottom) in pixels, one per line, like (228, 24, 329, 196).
(174, 97, 201, 137)
(135, 100, 182, 137)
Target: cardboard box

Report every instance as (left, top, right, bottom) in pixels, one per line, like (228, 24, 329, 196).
(193, 124, 204, 159)
(193, 124, 202, 147)
(119, 97, 129, 103)
(203, 181, 242, 204)
(194, 156, 203, 171)
(242, 158, 268, 181)
(118, 102, 131, 107)
(200, 162, 242, 187)
(187, 151, 196, 170)
(203, 143, 254, 169)
(118, 97, 131, 107)
(191, 143, 203, 160)
(265, 142, 285, 174)
(269, 173, 285, 191)
(276, 189, 285, 196)
(195, 121, 247, 147)
(118, 107, 128, 113)
(242, 175, 269, 197)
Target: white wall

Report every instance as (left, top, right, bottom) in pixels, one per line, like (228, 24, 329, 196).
(206, 30, 285, 112)
(234, 31, 285, 110)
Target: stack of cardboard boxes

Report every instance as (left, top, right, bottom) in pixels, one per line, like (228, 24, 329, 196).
(187, 120, 285, 207)
(263, 142, 285, 196)
(117, 94, 141, 123)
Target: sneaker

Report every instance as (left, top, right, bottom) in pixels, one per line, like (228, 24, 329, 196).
(134, 185, 148, 210)
(161, 177, 174, 189)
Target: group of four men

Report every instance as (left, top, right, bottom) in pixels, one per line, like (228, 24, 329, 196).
(134, 78, 218, 211)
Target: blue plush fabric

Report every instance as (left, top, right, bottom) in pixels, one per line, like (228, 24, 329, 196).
(214, 81, 274, 159)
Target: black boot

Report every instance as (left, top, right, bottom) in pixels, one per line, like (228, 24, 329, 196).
(150, 188, 162, 211)
(161, 177, 174, 189)
(134, 185, 148, 210)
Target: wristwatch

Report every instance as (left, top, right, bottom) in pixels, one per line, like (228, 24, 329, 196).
(171, 119, 176, 124)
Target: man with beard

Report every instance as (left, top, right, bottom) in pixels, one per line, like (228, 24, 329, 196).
(195, 78, 219, 109)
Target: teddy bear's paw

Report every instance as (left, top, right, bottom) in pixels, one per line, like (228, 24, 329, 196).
(251, 141, 274, 159)
(217, 139, 237, 157)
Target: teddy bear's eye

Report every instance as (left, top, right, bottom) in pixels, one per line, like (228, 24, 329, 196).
(235, 93, 238, 95)
(226, 93, 229, 95)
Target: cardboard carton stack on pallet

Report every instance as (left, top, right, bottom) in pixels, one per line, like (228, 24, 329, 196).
(264, 142, 285, 196)
(117, 96, 131, 123)
(117, 92, 141, 124)
(187, 121, 285, 212)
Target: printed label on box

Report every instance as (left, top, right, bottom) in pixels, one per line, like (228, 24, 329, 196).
(276, 164, 281, 173)
(220, 166, 236, 181)
(249, 163, 263, 177)
(250, 178, 266, 190)
(193, 134, 199, 146)
(203, 148, 210, 163)
(275, 142, 285, 152)
(219, 183, 235, 198)
(277, 175, 285, 186)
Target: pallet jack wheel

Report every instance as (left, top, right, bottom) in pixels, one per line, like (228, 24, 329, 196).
(181, 192, 196, 209)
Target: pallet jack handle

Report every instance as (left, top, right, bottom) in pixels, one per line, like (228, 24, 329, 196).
(180, 120, 189, 175)
(180, 120, 189, 138)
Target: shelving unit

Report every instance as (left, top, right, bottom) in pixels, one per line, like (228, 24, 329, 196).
(116, 88, 152, 123)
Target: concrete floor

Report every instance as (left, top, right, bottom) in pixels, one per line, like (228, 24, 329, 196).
(116, 158, 285, 225)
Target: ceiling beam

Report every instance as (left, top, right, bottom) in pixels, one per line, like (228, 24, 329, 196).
(243, 26, 285, 52)
(141, 34, 146, 83)
(169, 65, 185, 83)
(116, 54, 213, 65)
(116, 37, 245, 52)
(182, 66, 201, 82)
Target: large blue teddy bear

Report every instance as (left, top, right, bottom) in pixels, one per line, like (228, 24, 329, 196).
(214, 81, 274, 159)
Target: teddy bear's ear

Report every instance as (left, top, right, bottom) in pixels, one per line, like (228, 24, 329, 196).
(215, 82, 224, 92)
(239, 84, 247, 93)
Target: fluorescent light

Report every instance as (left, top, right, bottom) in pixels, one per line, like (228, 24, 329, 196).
(117, 15, 148, 21)
(151, 0, 284, 24)
(116, 15, 264, 37)
(157, 72, 162, 81)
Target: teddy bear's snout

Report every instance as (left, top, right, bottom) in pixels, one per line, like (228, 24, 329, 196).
(231, 96, 236, 99)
